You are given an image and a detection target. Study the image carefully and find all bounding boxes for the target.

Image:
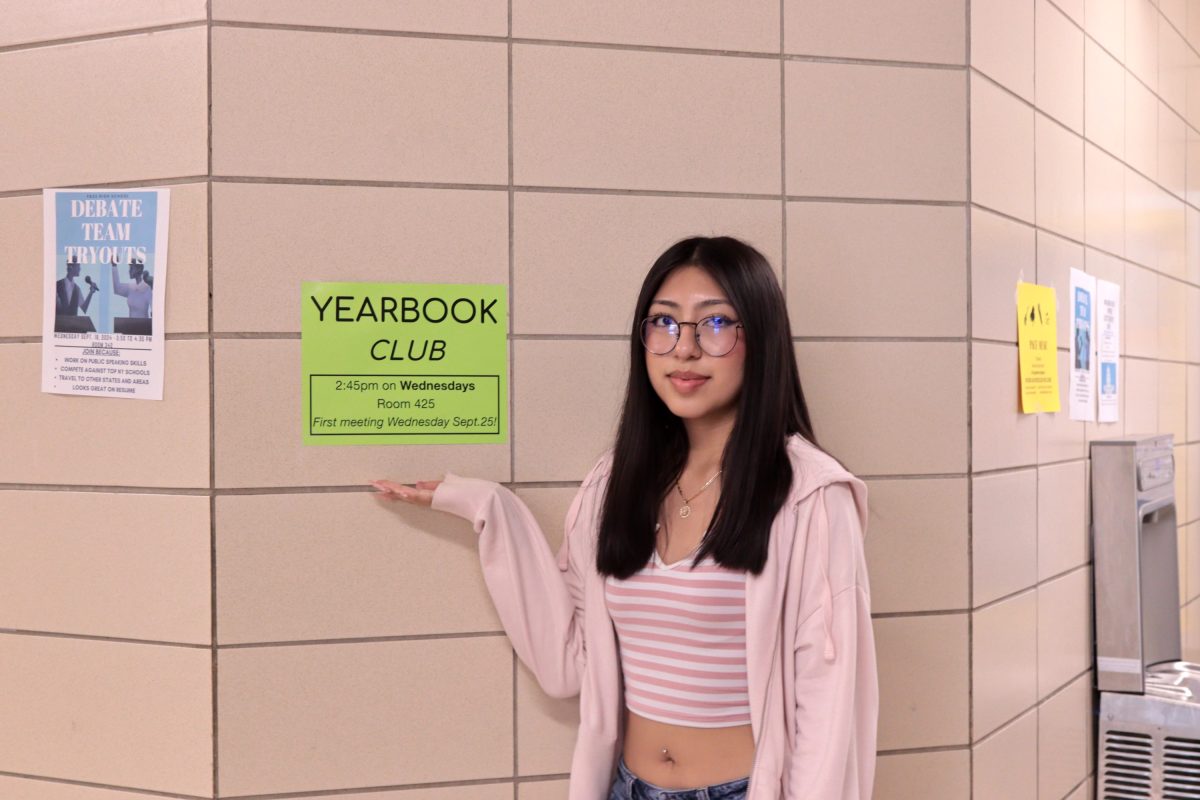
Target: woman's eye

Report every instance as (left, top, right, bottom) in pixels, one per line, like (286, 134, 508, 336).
(708, 315, 732, 329)
(651, 315, 675, 328)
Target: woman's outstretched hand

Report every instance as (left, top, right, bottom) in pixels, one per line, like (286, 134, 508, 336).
(369, 478, 443, 507)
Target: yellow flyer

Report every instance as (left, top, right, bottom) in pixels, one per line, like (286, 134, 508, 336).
(1016, 281, 1060, 413)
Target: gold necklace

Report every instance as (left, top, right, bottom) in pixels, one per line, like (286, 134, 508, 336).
(674, 469, 721, 518)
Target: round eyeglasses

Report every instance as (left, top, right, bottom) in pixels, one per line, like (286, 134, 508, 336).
(640, 313, 743, 357)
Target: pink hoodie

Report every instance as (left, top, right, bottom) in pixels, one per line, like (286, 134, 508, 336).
(431, 433, 877, 799)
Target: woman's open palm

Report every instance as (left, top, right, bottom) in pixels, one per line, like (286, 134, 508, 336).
(369, 478, 442, 507)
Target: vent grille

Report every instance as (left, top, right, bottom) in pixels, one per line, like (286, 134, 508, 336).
(1164, 736, 1200, 799)
(1104, 730, 1152, 799)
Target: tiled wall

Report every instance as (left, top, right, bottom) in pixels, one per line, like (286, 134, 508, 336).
(1, 2, 1198, 799)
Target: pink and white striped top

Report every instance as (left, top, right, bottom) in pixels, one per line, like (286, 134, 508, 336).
(603, 541, 750, 728)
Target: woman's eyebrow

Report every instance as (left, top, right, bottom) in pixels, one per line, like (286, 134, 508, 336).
(649, 298, 733, 309)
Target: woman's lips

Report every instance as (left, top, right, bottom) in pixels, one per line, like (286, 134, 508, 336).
(669, 374, 709, 392)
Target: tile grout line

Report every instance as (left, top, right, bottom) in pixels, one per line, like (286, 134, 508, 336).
(779, 0, 787, 303)
(964, 0, 974, 792)
(507, 0, 518, 792)
(206, 1, 219, 796)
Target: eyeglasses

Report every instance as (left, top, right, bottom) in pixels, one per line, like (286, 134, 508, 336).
(640, 313, 743, 357)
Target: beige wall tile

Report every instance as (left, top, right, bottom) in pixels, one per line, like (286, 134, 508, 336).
(1161, 19, 1194, 124)
(971, 0, 1035, 101)
(218, 637, 512, 795)
(875, 614, 969, 749)
(1190, 203, 1200, 284)
(1038, 672, 1093, 799)
(212, 183, 508, 333)
(863, 478, 968, 613)
(0, 27, 207, 193)
(1188, 598, 1200, 660)
(1124, 357, 1160, 438)
(213, 339, 509, 488)
(1038, 460, 1089, 580)
(520, 781, 570, 800)
(1039, 350, 1087, 463)
(1160, 362, 1189, 449)
(216, 492, 508, 644)
(784, 0, 964, 63)
(1085, 39, 1125, 160)
(0, 776, 201, 800)
(971, 208, 1034, 344)
(1086, 0, 1125, 61)
(873, 749, 970, 800)
(212, 0, 507, 36)
(973, 468, 1039, 607)
(515, 193, 782, 336)
(1, 181, 207, 337)
(515, 45, 779, 194)
(785, 61, 966, 201)
(1162, 0, 1189, 36)
(0, 0, 205, 47)
(1159, 275, 1190, 361)
(515, 0, 778, 52)
(1125, 262, 1159, 358)
(0, 635, 211, 796)
(972, 708, 1038, 800)
(971, 73, 1035, 223)
(1190, 447, 1200, 526)
(1055, 0, 1085, 27)
(516, 660, 579, 775)
(1187, 521, 1200, 601)
(1125, 76, 1159, 181)
(0, 491, 209, 644)
(972, 589, 1038, 739)
(1190, 366, 1200, 442)
(0, 340, 209, 487)
(796, 341, 968, 476)
(1187, 286, 1200, 364)
(972, 342, 1037, 472)
(212, 28, 507, 184)
(1159, 103, 1188, 199)
(1037, 566, 1092, 697)
(1084, 143, 1126, 256)
(1126, 0, 1160, 92)
(1125, 168, 1162, 271)
(788, 201, 965, 338)
(1035, 114, 1085, 240)
(1036, 229, 1083, 350)
(1189, 136, 1200, 209)
(1036, 0, 1084, 133)
(1161, 189, 1188, 280)
(1176, 443, 1191, 527)
(512, 340, 626, 482)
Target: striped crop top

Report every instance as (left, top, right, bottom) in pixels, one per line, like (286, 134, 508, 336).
(603, 536, 750, 728)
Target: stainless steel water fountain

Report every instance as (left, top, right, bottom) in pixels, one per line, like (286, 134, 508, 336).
(1092, 433, 1200, 799)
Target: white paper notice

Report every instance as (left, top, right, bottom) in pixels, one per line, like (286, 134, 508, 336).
(1068, 267, 1095, 422)
(1096, 278, 1120, 423)
(41, 188, 170, 400)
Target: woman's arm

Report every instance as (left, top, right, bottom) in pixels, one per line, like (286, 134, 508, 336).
(429, 472, 593, 698)
(111, 260, 130, 297)
(785, 482, 878, 800)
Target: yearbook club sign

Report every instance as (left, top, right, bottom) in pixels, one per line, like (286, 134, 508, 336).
(301, 282, 508, 445)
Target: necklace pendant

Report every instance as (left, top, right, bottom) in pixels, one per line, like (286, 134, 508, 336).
(679, 504, 691, 518)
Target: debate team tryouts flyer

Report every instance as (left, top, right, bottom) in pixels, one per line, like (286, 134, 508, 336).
(301, 282, 508, 445)
(41, 188, 170, 400)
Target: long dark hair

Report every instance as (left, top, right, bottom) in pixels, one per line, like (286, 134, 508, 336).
(596, 235, 837, 579)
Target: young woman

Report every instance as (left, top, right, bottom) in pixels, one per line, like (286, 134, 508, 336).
(372, 236, 877, 800)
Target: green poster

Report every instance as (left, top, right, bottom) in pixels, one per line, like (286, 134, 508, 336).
(301, 281, 507, 445)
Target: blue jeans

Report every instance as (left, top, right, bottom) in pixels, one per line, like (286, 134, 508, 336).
(607, 755, 750, 800)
